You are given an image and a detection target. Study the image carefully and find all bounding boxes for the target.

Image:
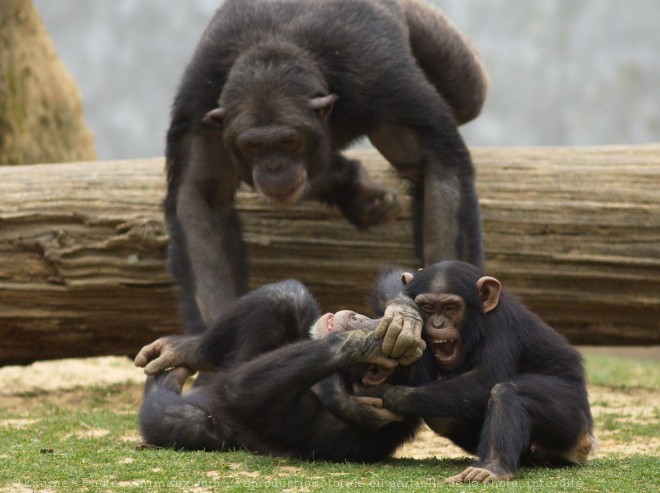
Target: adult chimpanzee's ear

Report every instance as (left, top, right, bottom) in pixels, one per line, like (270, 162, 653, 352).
(476, 276, 502, 313)
(309, 94, 339, 122)
(202, 107, 226, 128)
(401, 272, 414, 285)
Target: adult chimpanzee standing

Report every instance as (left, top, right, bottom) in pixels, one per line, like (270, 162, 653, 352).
(165, 0, 488, 333)
(363, 261, 595, 483)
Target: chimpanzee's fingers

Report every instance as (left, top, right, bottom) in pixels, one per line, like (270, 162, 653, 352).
(390, 314, 423, 358)
(353, 396, 384, 408)
(374, 408, 404, 423)
(143, 352, 176, 375)
(397, 346, 424, 366)
(389, 330, 414, 358)
(373, 311, 394, 340)
(370, 354, 399, 370)
(134, 340, 162, 368)
(380, 318, 402, 356)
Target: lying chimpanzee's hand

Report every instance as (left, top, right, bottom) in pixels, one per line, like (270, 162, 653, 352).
(134, 335, 203, 375)
(373, 294, 425, 365)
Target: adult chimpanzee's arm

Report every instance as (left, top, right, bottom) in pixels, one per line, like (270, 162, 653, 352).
(166, 130, 248, 333)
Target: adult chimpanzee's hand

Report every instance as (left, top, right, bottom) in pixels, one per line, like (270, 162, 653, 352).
(374, 294, 425, 365)
(134, 335, 202, 375)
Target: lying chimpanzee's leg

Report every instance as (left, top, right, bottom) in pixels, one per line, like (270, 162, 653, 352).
(139, 368, 230, 451)
(135, 280, 320, 375)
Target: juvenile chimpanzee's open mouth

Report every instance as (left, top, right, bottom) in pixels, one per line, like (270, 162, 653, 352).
(431, 338, 459, 362)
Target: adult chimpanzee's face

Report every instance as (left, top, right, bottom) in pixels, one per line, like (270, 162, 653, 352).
(235, 123, 309, 205)
(204, 91, 337, 206)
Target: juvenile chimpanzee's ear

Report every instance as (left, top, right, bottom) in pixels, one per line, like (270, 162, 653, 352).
(202, 107, 226, 128)
(309, 94, 339, 122)
(401, 272, 414, 285)
(476, 276, 502, 313)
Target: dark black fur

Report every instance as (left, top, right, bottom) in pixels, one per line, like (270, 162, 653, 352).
(139, 280, 422, 462)
(372, 261, 594, 480)
(165, 0, 488, 333)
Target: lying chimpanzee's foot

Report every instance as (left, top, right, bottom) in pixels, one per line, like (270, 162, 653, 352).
(152, 367, 195, 393)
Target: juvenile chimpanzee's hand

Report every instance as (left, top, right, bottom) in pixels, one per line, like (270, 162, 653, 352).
(134, 335, 202, 375)
(374, 294, 425, 365)
(348, 396, 404, 430)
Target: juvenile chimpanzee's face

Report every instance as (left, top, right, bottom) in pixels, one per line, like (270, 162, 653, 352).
(402, 261, 503, 371)
(414, 293, 465, 370)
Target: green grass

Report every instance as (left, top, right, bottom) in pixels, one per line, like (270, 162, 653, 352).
(584, 353, 660, 390)
(0, 355, 658, 493)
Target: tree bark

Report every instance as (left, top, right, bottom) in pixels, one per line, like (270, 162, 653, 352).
(0, 0, 96, 165)
(0, 146, 658, 364)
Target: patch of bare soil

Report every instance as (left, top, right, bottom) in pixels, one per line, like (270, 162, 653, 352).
(0, 357, 658, 459)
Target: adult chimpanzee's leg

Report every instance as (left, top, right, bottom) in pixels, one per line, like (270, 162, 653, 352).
(447, 374, 594, 483)
(367, 67, 484, 269)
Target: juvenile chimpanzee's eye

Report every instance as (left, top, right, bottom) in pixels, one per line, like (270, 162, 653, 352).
(419, 304, 435, 314)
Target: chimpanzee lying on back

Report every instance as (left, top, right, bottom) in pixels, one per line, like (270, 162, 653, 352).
(134, 279, 426, 462)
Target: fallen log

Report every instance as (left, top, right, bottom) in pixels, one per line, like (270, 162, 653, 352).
(0, 146, 658, 364)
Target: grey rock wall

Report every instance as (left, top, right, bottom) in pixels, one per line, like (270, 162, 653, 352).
(35, 0, 660, 159)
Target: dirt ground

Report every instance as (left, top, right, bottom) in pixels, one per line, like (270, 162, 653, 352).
(0, 352, 658, 459)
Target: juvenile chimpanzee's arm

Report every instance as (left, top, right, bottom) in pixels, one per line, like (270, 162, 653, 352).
(374, 293, 425, 365)
(368, 267, 426, 365)
(224, 329, 396, 413)
(315, 375, 404, 430)
(373, 369, 495, 419)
